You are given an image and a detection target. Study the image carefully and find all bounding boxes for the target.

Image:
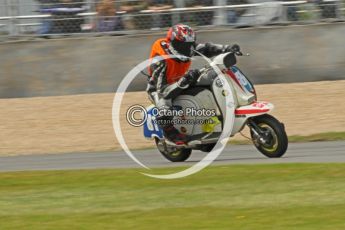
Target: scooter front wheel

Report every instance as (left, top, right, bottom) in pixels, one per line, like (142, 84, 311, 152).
(250, 114, 288, 158)
(155, 138, 192, 162)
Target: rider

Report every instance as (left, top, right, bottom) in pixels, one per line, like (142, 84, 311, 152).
(147, 24, 240, 145)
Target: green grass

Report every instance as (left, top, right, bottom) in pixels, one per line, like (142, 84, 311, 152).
(0, 164, 345, 229)
(289, 132, 345, 142)
(230, 131, 345, 145)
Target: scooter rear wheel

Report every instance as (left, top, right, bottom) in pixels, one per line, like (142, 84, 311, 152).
(155, 138, 192, 162)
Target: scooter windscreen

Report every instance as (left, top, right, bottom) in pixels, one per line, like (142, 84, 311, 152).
(224, 52, 237, 68)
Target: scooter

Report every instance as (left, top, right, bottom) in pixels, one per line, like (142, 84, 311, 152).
(143, 51, 288, 162)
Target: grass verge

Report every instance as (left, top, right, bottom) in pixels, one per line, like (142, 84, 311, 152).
(0, 164, 344, 230)
(230, 131, 345, 145)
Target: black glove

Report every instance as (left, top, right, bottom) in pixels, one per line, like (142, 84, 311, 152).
(225, 44, 241, 53)
(178, 69, 201, 88)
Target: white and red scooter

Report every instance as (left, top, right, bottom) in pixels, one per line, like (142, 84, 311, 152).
(143, 51, 288, 162)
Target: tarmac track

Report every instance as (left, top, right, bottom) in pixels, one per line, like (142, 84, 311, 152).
(0, 141, 344, 172)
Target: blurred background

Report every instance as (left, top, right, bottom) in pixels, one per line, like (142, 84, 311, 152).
(0, 0, 344, 37)
(0, 0, 344, 98)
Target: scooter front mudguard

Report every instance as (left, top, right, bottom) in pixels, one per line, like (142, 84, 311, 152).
(235, 101, 274, 117)
(232, 101, 274, 135)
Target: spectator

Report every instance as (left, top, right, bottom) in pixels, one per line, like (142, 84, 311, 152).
(183, 0, 214, 26)
(119, 0, 149, 30)
(96, 0, 124, 32)
(36, 0, 59, 34)
(197, 0, 214, 26)
(53, 0, 86, 33)
(147, 0, 174, 29)
(37, 0, 86, 34)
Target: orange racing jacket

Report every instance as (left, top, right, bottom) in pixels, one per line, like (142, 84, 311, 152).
(147, 38, 230, 100)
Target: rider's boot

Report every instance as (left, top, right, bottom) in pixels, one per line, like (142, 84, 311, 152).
(163, 125, 189, 146)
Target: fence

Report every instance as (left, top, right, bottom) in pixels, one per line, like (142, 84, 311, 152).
(0, 0, 344, 40)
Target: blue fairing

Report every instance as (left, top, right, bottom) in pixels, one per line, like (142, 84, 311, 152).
(143, 106, 164, 139)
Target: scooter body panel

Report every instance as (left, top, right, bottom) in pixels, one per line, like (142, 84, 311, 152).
(143, 105, 164, 139)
